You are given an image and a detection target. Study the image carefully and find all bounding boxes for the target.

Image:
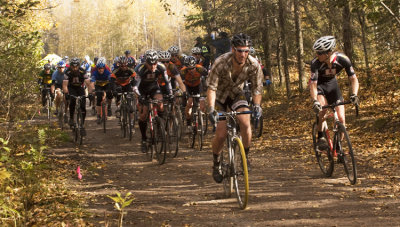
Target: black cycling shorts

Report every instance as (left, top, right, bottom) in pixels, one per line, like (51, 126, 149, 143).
(95, 84, 113, 106)
(187, 85, 201, 95)
(216, 93, 249, 112)
(139, 84, 162, 104)
(317, 79, 343, 105)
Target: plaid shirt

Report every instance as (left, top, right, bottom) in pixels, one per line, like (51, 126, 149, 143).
(207, 52, 263, 104)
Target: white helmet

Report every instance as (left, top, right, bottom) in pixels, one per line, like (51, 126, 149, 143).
(168, 45, 179, 55)
(191, 47, 202, 54)
(158, 51, 171, 61)
(313, 36, 336, 52)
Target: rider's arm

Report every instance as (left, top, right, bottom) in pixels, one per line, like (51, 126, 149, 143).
(310, 60, 319, 101)
(349, 75, 359, 96)
(338, 53, 359, 96)
(162, 70, 173, 95)
(175, 75, 186, 92)
(62, 80, 69, 94)
(250, 63, 264, 106)
(207, 88, 216, 110)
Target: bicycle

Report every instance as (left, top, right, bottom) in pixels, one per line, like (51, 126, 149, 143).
(118, 91, 136, 141)
(55, 90, 65, 130)
(94, 91, 108, 133)
(163, 95, 179, 158)
(312, 100, 359, 185)
(69, 95, 88, 145)
(142, 96, 167, 165)
(187, 94, 206, 151)
(216, 110, 251, 210)
(244, 81, 263, 138)
(173, 90, 185, 141)
(41, 86, 52, 121)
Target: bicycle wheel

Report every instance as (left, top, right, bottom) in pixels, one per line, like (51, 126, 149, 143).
(166, 115, 179, 157)
(154, 117, 167, 165)
(128, 107, 133, 141)
(76, 110, 83, 145)
(46, 93, 51, 121)
(175, 107, 184, 140)
(190, 119, 196, 149)
(197, 111, 203, 151)
(121, 105, 128, 138)
(130, 97, 137, 128)
(221, 142, 233, 198)
(336, 123, 357, 185)
(102, 103, 106, 133)
(232, 137, 249, 210)
(58, 101, 65, 130)
(203, 112, 208, 135)
(252, 116, 263, 138)
(312, 122, 334, 177)
(145, 120, 153, 161)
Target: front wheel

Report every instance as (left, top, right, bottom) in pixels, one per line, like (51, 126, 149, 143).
(166, 115, 179, 157)
(221, 144, 233, 198)
(232, 137, 249, 210)
(76, 110, 83, 145)
(312, 122, 334, 177)
(336, 123, 357, 185)
(197, 111, 203, 151)
(154, 117, 167, 165)
(102, 103, 107, 133)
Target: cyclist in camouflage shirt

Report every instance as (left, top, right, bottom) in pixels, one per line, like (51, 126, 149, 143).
(207, 33, 263, 183)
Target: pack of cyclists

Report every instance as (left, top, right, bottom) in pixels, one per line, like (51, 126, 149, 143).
(37, 34, 359, 185)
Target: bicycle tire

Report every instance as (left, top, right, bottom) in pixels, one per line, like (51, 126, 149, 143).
(166, 115, 179, 157)
(58, 101, 65, 130)
(130, 97, 137, 129)
(336, 123, 357, 185)
(76, 110, 83, 145)
(122, 105, 128, 138)
(47, 93, 51, 121)
(197, 111, 203, 151)
(203, 113, 208, 135)
(190, 118, 196, 149)
(312, 122, 334, 177)
(221, 140, 233, 198)
(154, 117, 167, 165)
(128, 107, 133, 141)
(145, 119, 153, 161)
(232, 137, 249, 210)
(102, 103, 106, 133)
(175, 107, 184, 140)
(253, 115, 263, 138)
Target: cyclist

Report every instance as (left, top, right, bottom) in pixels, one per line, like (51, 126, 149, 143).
(90, 57, 113, 124)
(194, 36, 212, 69)
(158, 51, 187, 95)
(51, 60, 67, 117)
(124, 50, 137, 69)
(81, 55, 92, 77)
(191, 47, 205, 66)
(181, 56, 208, 127)
(133, 50, 172, 153)
(111, 56, 137, 118)
(168, 45, 185, 70)
(63, 58, 90, 136)
(38, 63, 55, 109)
(310, 36, 359, 149)
(207, 33, 264, 182)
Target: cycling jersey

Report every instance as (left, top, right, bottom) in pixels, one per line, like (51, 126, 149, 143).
(91, 68, 112, 87)
(64, 67, 88, 87)
(111, 68, 136, 86)
(39, 69, 54, 85)
(135, 63, 172, 96)
(181, 65, 208, 87)
(171, 55, 185, 70)
(310, 52, 355, 104)
(51, 69, 65, 89)
(310, 52, 355, 84)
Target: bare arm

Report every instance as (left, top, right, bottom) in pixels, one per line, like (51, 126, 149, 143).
(207, 88, 216, 110)
(175, 75, 186, 92)
(349, 75, 359, 95)
(310, 82, 318, 101)
(62, 80, 69, 94)
(252, 94, 262, 106)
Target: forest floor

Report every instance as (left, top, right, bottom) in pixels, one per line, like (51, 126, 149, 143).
(45, 73, 400, 226)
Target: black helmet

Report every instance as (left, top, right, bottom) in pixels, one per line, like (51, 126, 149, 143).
(94, 56, 99, 64)
(231, 33, 252, 47)
(145, 50, 159, 64)
(44, 63, 51, 70)
(70, 58, 80, 67)
(124, 50, 131, 55)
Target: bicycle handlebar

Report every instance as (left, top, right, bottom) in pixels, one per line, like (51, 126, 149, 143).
(321, 100, 359, 117)
(217, 110, 252, 120)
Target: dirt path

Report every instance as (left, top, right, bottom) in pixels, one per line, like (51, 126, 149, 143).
(49, 107, 400, 226)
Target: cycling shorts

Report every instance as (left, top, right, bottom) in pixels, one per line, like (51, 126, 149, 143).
(317, 79, 343, 105)
(216, 93, 249, 112)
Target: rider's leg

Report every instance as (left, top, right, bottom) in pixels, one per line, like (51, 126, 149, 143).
(153, 93, 164, 118)
(185, 97, 193, 125)
(138, 104, 148, 140)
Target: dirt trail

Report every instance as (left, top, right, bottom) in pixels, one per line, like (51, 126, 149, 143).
(49, 107, 400, 226)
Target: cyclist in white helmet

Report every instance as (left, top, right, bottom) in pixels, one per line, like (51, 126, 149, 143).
(310, 36, 359, 150)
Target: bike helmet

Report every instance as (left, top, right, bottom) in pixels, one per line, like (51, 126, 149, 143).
(313, 36, 336, 52)
(168, 45, 179, 55)
(57, 60, 66, 68)
(249, 47, 256, 55)
(44, 63, 51, 70)
(145, 50, 159, 64)
(158, 51, 171, 61)
(113, 56, 120, 64)
(96, 57, 106, 68)
(94, 56, 99, 64)
(118, 56, 129, 65)
(70, 58, 80, 67)
(231, 33, 252, 47)
(191, 47, 202, 54)
(124, 50, 131, 55)
(186, 56, 197, 67)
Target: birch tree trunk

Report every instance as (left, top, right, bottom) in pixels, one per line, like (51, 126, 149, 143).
(294, 0, 305, 92)
(278, 0, 291, 98)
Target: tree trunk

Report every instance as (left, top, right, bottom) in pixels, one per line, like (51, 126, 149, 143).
(357, 10, 372, 87)
(261, 1, 272, 81)
(294, 0, 305, 92)
(276, 37, 283, 87)
(278, 0, 291, 98)
(342, 1, 353, 63)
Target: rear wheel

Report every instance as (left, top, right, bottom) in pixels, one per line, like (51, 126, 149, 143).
(232, 137, 249, 210)
(312, 122, 334, 177)
(336, 123, 357, 185)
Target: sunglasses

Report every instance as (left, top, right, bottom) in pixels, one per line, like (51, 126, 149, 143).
(234, 47, 250, 53)
(161, 61, 169, 64)
(316, 51, 329, 56)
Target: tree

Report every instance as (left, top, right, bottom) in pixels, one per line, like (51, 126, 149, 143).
(278, 0, 291, 98)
